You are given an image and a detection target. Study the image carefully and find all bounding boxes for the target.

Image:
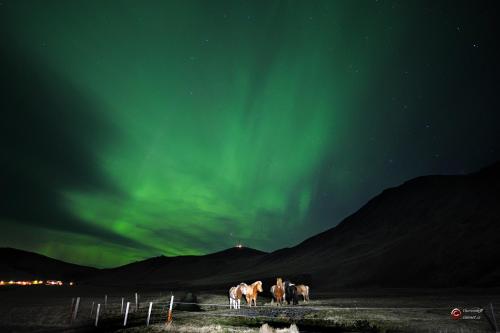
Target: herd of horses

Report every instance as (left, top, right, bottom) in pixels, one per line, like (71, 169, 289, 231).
(228, 278, 310, 309)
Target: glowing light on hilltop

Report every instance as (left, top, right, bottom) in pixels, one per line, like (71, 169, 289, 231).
(235, 244, 243, 249)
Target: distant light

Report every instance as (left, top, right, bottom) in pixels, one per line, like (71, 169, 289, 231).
(236, 244, 243, 248)
(45, 280, 63, 286)
(0, 279, 67, 287)
(69, 282, 74, 286)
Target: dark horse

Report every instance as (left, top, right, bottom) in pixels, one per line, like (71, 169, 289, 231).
(284, 280, 299, 305)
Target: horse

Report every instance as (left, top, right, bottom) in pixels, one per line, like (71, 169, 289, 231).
(242, 281, 263, 306)
(273, 278, 284, 306)
(270, 285, 284, 303)
(228, 284, 245, 309)
(295, 284, 310, 302)
(284, 280, 299, 305)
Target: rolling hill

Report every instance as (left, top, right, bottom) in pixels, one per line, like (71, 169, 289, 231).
(0, 247, 97, 281)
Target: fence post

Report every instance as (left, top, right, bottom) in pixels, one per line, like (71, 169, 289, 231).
(90, 301, 95, 317)
(491, 303, 498, 332)
(104, 294, 108, 309)
(146, 302, 153, 326)
(121, 297, 124, 314)
(95, 304, 100, 327)
(167, 295, 174, 323)
(71, 297, 80, 322)
(135, 292, 139, 311)
(69, 297, 75, 320)
(124, 302, 130, 326)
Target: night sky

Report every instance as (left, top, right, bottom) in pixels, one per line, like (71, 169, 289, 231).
(1, 1, 500, 267)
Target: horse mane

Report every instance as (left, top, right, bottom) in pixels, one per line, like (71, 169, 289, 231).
(276, 277, 283, 289)
(236, 285, 243, 299)
(251, 280, 262, 294)
(238, 282, 248, 295)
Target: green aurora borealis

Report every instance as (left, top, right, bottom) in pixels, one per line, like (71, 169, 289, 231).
(1, 1, 500, 267)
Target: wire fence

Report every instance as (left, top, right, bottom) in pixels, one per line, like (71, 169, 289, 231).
(2, 293, 499, 331)
(74, 296, 500, 329)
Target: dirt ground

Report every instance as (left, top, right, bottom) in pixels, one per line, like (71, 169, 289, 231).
(0, 286, 499, 332)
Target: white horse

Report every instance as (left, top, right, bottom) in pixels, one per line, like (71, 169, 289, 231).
(229, 286, 239, 309)
(229, 283, 247, 309)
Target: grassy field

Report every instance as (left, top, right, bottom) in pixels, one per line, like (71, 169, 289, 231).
(0, 286, 498, 332)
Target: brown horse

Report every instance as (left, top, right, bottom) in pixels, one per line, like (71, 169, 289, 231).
(295, 284, 310, 302)
(273, 278, 284, 305)
(243, 281, 263, 306)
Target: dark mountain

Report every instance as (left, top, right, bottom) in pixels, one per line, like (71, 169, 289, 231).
(259, 161, 500, 288)
(0, 247, 97, 281)
(2, 162, 499, 289)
